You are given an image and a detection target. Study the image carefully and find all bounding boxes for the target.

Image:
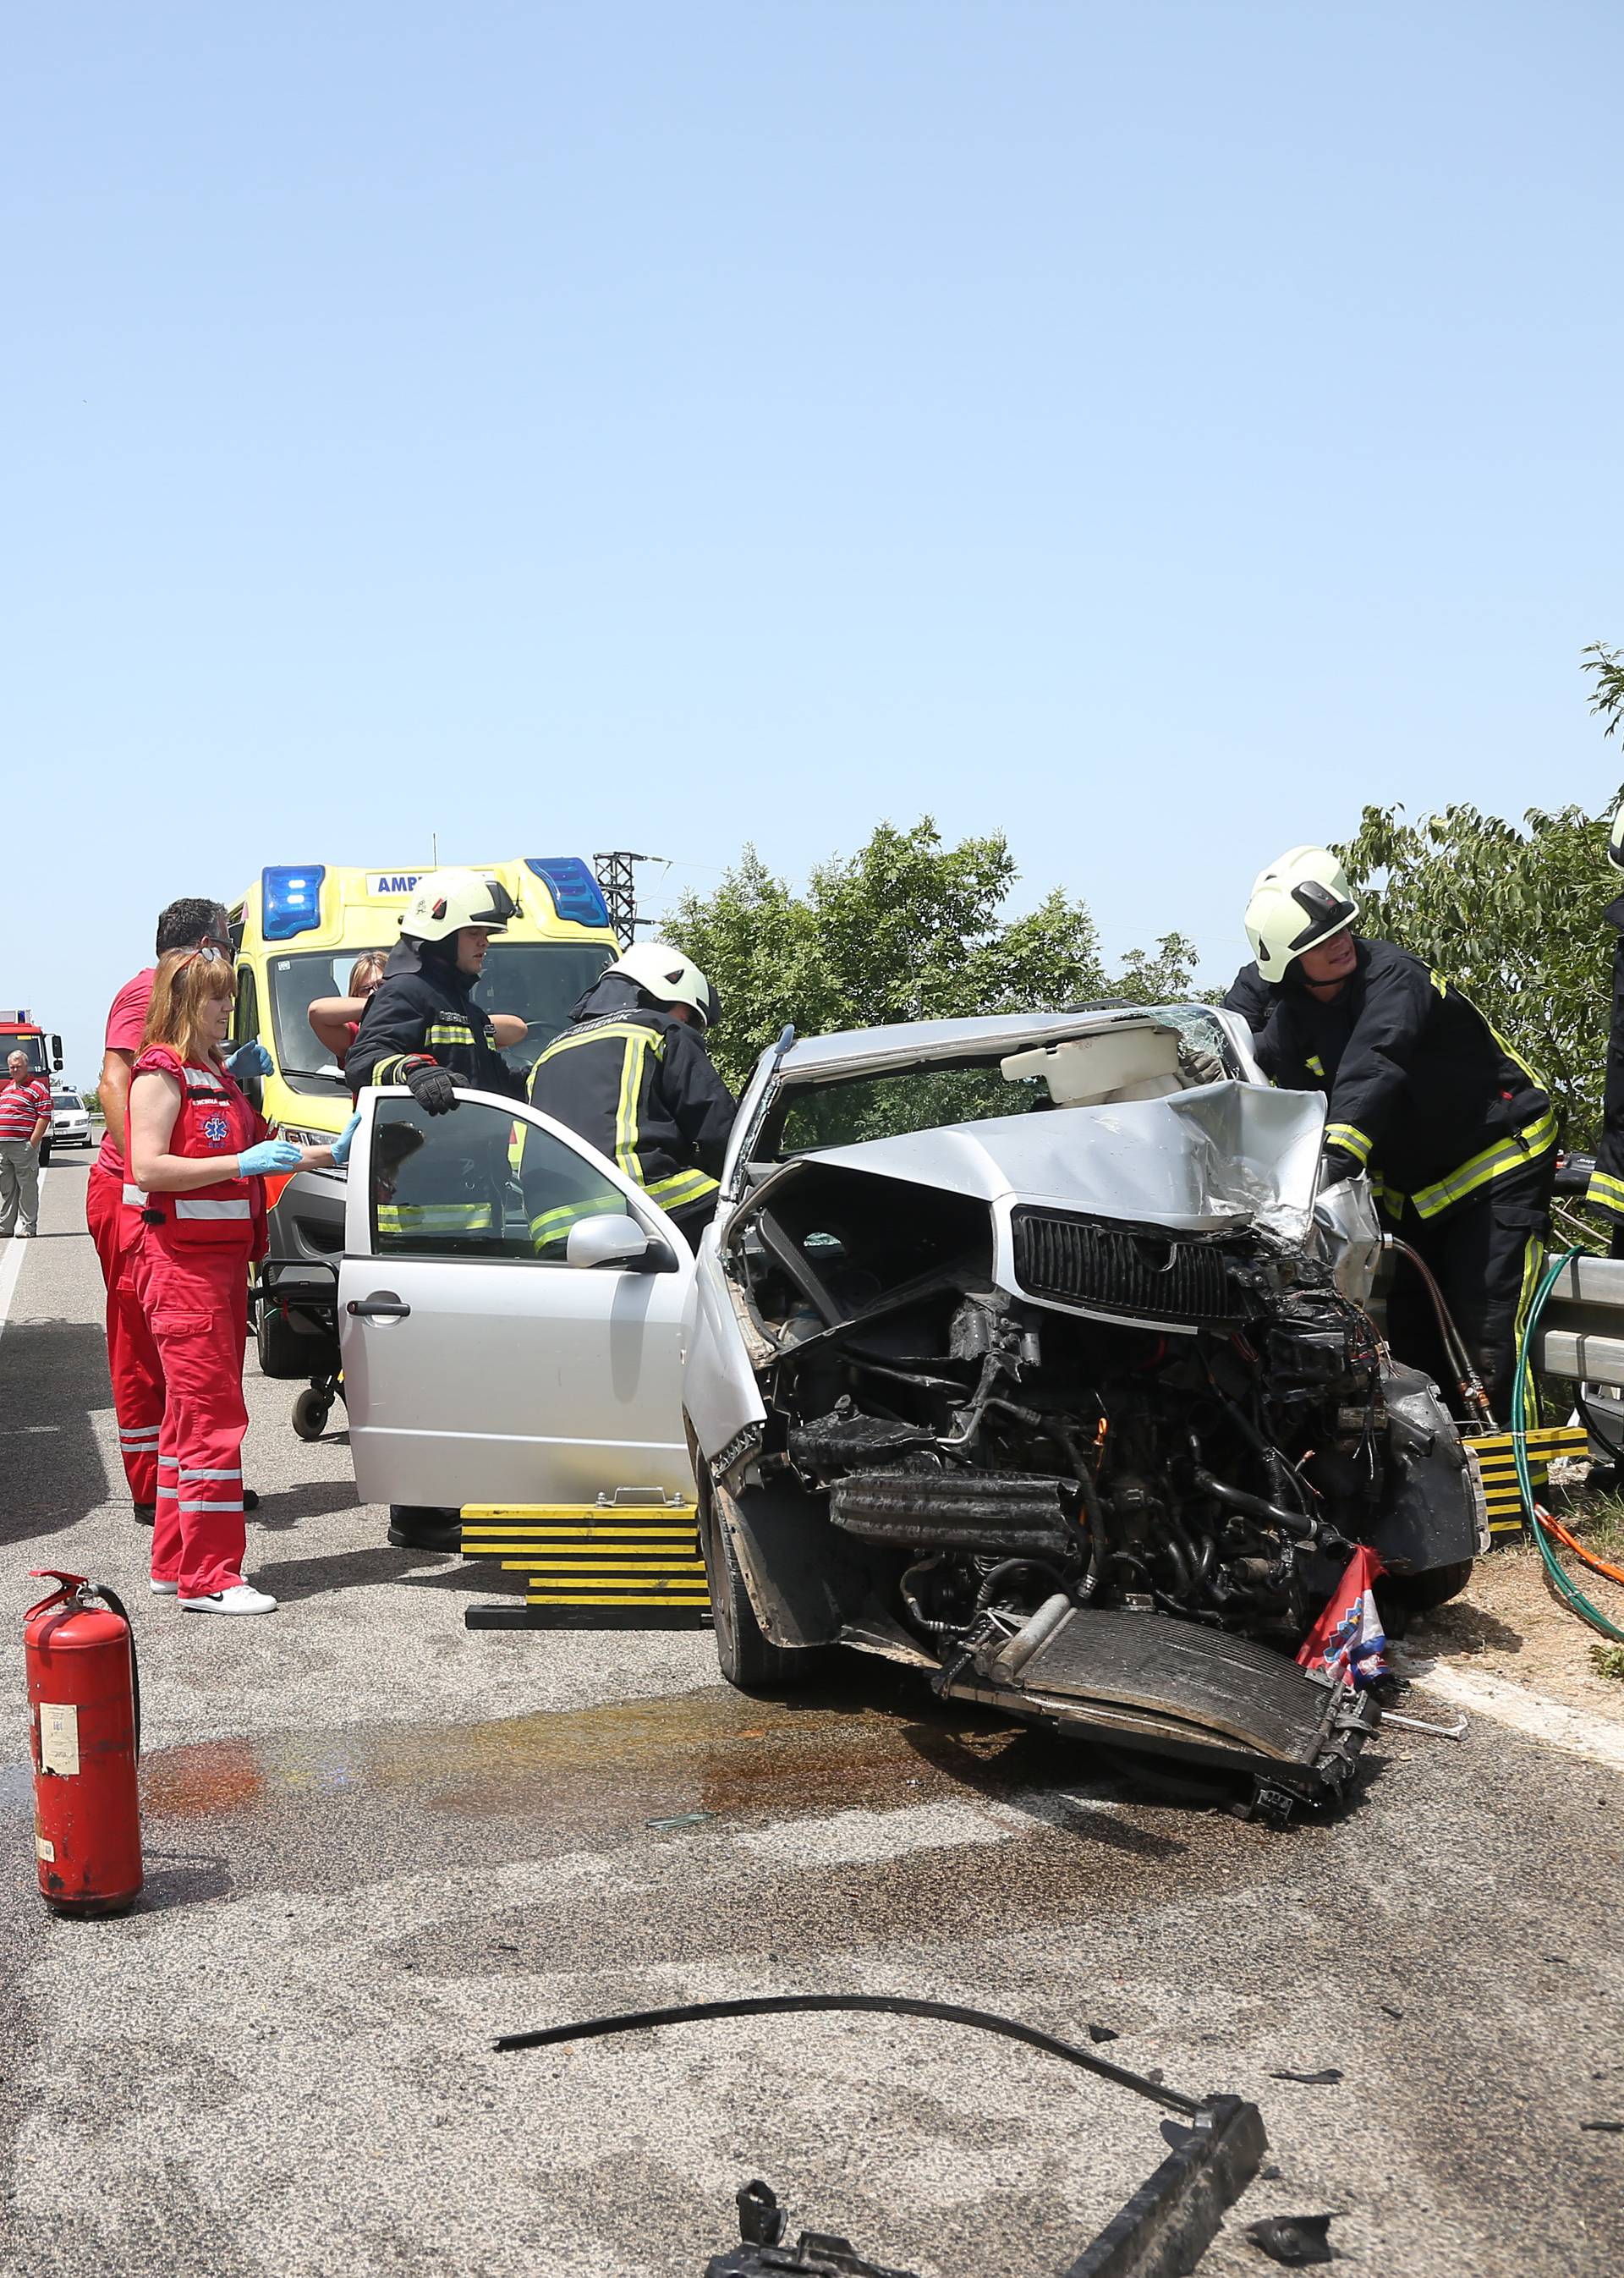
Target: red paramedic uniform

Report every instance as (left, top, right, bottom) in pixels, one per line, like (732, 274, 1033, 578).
(130, 1047, 270, 1600)
(85, 969, 166, 1505)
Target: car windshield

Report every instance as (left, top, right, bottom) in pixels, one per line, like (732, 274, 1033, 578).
(771, 1009, 1237, 1155)
(266, 941, 615, 1095)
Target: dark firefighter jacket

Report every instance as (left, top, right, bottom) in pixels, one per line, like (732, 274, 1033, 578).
(1588, 894, 1624, 1222)
(343, 938, 523, 1101)
(1221, 961, 1276, 1036)
(526, 973, 738, 1228)
(1259, 936, 1556, 1221)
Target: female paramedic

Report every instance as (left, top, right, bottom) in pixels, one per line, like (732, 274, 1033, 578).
(128, 948, 357, 1616)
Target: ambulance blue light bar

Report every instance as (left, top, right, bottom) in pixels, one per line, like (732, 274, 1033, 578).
(261, 865, 326, 941)
(525, 858, 610, 928)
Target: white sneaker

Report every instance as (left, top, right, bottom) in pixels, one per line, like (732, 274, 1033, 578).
(150, 1577, 179, 1596)
(179, 1583, 278, 1616)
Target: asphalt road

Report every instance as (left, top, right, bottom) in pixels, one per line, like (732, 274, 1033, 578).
(2, 1151, 1622, 2277)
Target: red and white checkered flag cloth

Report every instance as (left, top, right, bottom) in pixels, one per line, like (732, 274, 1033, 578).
(1297, 1545, 1388, 1688)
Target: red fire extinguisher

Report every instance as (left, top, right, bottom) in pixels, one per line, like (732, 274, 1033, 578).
(23, 1570, 142, 1916)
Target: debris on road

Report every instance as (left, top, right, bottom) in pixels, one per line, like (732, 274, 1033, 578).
(497, 1992, 1269, 2276)
(1268, 2068, 1344, 2085)
(1243, 2211, 1338, 2265)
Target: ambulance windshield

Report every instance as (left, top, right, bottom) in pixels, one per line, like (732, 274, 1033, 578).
(267, 941, 615, 1092)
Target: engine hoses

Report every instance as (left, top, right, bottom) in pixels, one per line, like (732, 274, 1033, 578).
(1512, 1248, 1624, 1643)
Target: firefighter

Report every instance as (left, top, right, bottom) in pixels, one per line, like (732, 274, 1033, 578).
(343, 869, 524, 1553)
(1244, 845, 1557, 1429)
(127, 949, 351, 1614)
(526, 942, 737, 1249)
(1223, 848, 1359, 1042)
(1584, 803, 1624, 1258)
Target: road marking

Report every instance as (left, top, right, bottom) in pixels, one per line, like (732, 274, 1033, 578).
(0, 1166, 46, 1351)
(1418, 1663, 1624, 1770)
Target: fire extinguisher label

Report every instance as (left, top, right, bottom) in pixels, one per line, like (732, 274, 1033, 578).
(39, 1703, 80, 1777)
(35, 1834, 55, 1862)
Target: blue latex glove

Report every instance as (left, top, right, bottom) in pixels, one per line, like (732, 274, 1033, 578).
(226, 1040, 274, 1079)
(238, 1139, 304, 1177)
(328, 1113, 361, 1167)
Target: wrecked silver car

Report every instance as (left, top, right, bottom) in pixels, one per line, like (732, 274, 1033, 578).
(684, 1006, 1488, 1823)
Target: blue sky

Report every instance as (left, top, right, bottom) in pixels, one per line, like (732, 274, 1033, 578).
(6, 2, 1621, 1079)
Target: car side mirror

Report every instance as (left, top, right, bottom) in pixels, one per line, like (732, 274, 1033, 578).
(566, 1212, 669, 1271)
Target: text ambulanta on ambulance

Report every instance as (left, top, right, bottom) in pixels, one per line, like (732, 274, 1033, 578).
(228, 859, 620, 1295)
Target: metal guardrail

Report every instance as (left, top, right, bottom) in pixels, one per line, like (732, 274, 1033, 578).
(1533, 1253, 1624, 1387)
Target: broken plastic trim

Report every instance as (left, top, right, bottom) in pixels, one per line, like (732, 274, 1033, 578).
(494, 1993, 1268, 2276)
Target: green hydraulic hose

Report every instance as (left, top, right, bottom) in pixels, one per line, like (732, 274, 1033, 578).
(1511, 1244, 1624, 1644)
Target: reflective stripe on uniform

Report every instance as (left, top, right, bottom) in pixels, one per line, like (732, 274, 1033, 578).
(180, 1467, 243, 1480)
(173, 1198, 252, 1220)
(1587, 1168, 1624, 1216)
(1305, 1054, 1325, 1078)
(1409, 1108, 1560, 1221)
(645, 1166, 719, 1215)
(376, 1202, 495, 1234)
(528, 1192, 624, 1250)
(1324, 1122, 1373, 1166)
(425, 1024, 475, 1048)
(122, 1183, 149, 1207)
(178, 1500, 244, 1513)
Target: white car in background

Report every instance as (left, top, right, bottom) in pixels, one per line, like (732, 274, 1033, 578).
(49, 1090, 92, 1147)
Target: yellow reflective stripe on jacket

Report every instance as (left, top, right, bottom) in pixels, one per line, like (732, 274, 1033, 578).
(1409, 1108, 1559, 1221)
(1587, 1168, 1624, 1216)
(425, 1024, 475, 1048)
(377, 1202, 496, 1234)
(370, 1054, 411, 1084)
(1305, 1054, 1325, 1079)
(527, 1191, 623, 1249)
(1324, 1123, 1373, 1166)
(645, 1166, 720, 1214)
(614, 1031, 652, 1183)
(533, 1021, 668, 1064)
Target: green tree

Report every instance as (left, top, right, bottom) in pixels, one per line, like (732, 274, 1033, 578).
(1582, 640, 1624, 739)
(1336, 799, 1619, 1145)
(669, 818, 1195, 1090)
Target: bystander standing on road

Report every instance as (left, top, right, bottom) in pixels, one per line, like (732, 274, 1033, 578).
(0, 1049, 52, 1238)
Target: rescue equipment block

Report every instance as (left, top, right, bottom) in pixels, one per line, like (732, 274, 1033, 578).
(461, 1501, 711, 1630)
(1463, 1423, 1591, 1540)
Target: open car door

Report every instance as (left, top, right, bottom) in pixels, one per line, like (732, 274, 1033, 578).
(337, 1087, 694, 1508)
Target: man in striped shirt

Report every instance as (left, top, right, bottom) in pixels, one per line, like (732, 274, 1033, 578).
(0, 1052, 52, 1238)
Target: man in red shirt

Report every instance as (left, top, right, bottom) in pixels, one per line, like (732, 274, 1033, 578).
(90, 897, 257, 1522)
(0, 1052, 52, 1238)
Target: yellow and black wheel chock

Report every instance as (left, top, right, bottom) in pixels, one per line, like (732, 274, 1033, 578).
(460, 1498, 711, 1630)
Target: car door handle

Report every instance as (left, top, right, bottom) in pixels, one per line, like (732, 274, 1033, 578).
(347, 1298, 411, 1319)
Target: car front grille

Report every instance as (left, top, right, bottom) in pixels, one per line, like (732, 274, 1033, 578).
(1010, 1208, 1243, 1327)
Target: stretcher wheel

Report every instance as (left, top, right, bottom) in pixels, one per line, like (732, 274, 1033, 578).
(292, 1386, 333, 1441)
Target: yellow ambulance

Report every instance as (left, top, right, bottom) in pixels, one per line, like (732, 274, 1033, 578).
(228, 858, 620, 1278)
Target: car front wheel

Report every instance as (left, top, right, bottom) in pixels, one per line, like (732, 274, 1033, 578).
(694, 1463, 824, 1692)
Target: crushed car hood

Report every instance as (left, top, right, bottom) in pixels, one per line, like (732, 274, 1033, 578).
(799, 1080, 1327, 1241)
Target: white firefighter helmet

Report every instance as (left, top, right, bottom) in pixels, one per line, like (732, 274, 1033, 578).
(1244, 845, 1360, 985)
(400, 868, 518, 942)
(1609, 799, 1624, 871)
(607, 941, 720, 1029)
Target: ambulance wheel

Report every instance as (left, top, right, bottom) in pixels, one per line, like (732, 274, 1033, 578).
(694, 1468, 823, 1692)
(292, 1386, 332, 1441)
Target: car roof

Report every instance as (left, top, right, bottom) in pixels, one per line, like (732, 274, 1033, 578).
(773, 1005, 1200, 1083)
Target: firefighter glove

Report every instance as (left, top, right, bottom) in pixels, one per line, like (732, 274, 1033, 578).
(1177, 1038, 1226, 1087)
(402, 1057, 459, 1116)
(239, 1139, 304, 1177)
(1320, 1144, 1361, 1187)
